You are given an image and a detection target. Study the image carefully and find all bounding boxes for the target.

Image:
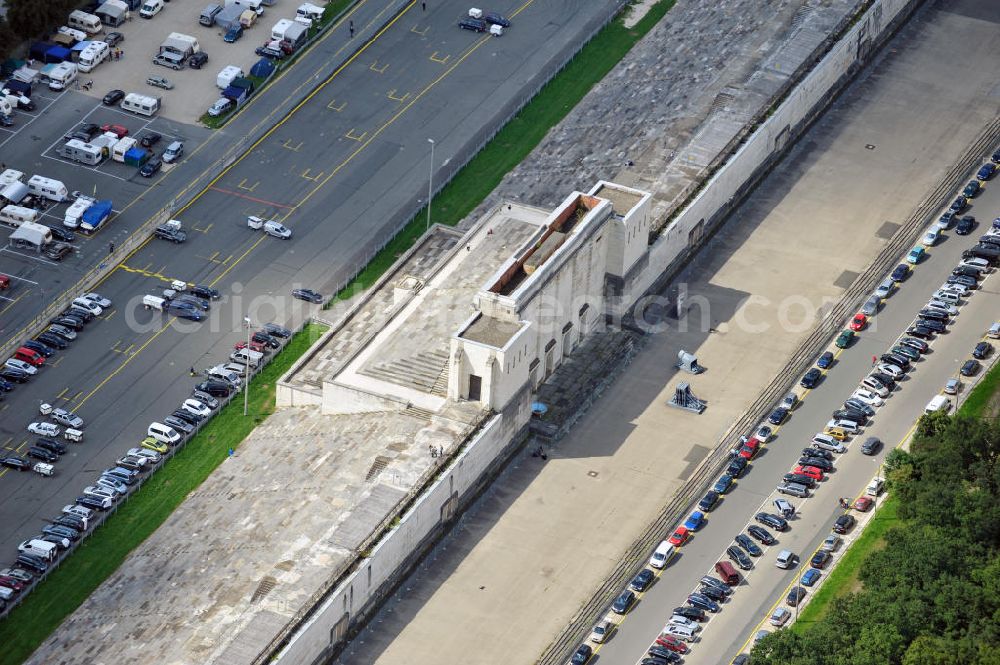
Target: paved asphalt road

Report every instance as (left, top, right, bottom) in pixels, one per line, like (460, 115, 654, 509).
(587, 158, 1000, 665)
(0, 0, 621, 559)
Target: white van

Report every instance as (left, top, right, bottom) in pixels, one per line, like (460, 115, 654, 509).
(988, 322, 1000, 339)
(77, 41, 110, 73)
(230, 348, 263, 367)
(147, 421, 181, 445)
(68, 9, 103, 34)
(924, 394, 951, 415)
(18, 538, 58, 561)
(120, 92, 160, 117)
(649, 540, 674, 569)
(0, 204, 40, 228)
(139, 0, 164, 18)
(27, 175, 69, 202)
(47, 61, 78, 91)
(866, 476, 885, 497)
(296, 2, 324, 20)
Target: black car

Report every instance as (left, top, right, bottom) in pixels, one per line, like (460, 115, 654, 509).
(955, 216, 976, 235)
(800, 368, 822, 389)
(53, 514, 85, 531)
(952, 265, 981, 279)
(176, 294, 210, 311)
(0, 367, 30, 383)
(170, 409, 203, 426)
(833, 514, 856, 534)
(43, 524, 79, 541)
(900, 337, 929, 353)
(252, 331, 280, 349)
(960, 359, 980, 376)
(801, 447, 833, 461)
(810, 550, 832, 569)
(786, 586, 807, 607)
(726, 545, 753, 570)
(27, 446, 57, 462)
(188, 51, 209, 69)
(263, 322, 291, 338)
(798, 456, 833, 472)
(37, 534, 71, 551)
(727, 456, 747, 478)
(190, 284, 220, 300)
(484, 12, 511, 26)
(870, 372, 897, 390)
(139, 131, 162, 148)
(965, 246, 1000, 262)
(292, 288, 323, 303)
(861, 437, 881, 455)
(44, 225, 76, 243)
(15, 554, 48, 574)
(747, 525, 775, 545)
(946, 274, 977, 288)
(883, 351, 912, 368)
(51, 316, 83, 331)
(768, 407, 789, 425)
(734, 533, 762, 557)
(64, 305, 94, 322)
(783, 472, 816, 488)
(76, 495, 109, 511)
(0, 456, 31, 471)
(154, 225, 187, 243)
(105, 31, 123, 46)
(69, 122, 99, 141)
(916, 309, 950, 323)
(755, 512, 788, 531)
(0, 377, 13, 391)
(458, 17, 487, 31)
(570, 644, 592, 665)
(139, 157, 162, 177)
(35, 438, 67, 455)
(890, 263, 909, 281)
(647, 647, 682, 664)
(906, 325, 935, 340)
(843, 398, 875, 417)
(699, 584, 726, 601)
(699, 575, 733, 595)
(949, 196, 967, 213)
(43, 242, 73, 261)
(915, 318, 946, 333)
(671, 606, 706, 622)
(163, 416, 195, 435)
(629, 568, 654, 592)
(196, 380, 233, 397)
(698, 490, 720, 511)
(611, 589, 635, 614)
(36, 332, 68, 349)
(973, 341, 992, 359)
(102, 89, 125, 105)
(831, 409, 866, 426)
(21, 340, 55, 357)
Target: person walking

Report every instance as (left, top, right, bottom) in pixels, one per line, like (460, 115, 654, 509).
(108, 241, 114, 254)
(349, 20, 354, 37)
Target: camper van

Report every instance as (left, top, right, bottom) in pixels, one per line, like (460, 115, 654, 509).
(68, 10, 103, 35)
(64, 197, 93, 228)
(112, 137, 138, 162)
(46, 61, 78, 90)
(59, 139, 104, 165)
(77, 41, 110, 73)
(27, 175, 69, 202)
(120, 92, 160, 117)
(139, 0, 164, 18)
(0, 204, 40, 228)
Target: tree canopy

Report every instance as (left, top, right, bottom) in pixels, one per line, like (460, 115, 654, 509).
(752, 415, 1000, 664)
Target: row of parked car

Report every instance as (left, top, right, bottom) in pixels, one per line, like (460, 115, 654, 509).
(0, 311, 293, 613)
(567, 150, 1000, 665)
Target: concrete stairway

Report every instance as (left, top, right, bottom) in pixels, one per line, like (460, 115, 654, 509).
(361, 348, 450, 394)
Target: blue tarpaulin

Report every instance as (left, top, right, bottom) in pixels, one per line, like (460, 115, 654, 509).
(249, 58, 275, 78)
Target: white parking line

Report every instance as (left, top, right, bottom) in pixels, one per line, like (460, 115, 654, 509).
(0, 247, 58, 266)
(3, 274, 40, 285)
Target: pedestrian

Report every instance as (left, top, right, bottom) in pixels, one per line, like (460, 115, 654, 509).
(1, 162, 5, 171)
(108, 242, 114, 254)
(190, 367, 196, 376)
(349, 21, 354, 37)
(422, 1, 426, 10)
(871, 355, 877, 366)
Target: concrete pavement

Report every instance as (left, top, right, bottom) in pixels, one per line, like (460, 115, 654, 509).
(331, 2, 1000, 663)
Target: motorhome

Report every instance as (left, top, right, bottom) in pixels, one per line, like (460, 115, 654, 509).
(112, 137, 138, 162)
(77, 41, 110, 73)
(46, 61, 78, 91)
(27, 175, 69, 202)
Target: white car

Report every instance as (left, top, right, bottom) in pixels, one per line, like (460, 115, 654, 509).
(71, 297, 102, 315)
(850, 389, 884, 407)
(925, 299, 958, 315)
(667, 615, 701, 632)
(876, 363, 905, 379)
(80, 292, 112, 309)
(921, 228, 940, 246)
(62, 504, 94, 520)
(82, 485, 117, 501)
(860, 376, 890, 397)
(51, 408, 84, 428)
(127, 447, 161, 463)
(263, 220, 292, 239)
(181, 398, 212, 418)
(27, 422, 60, 437)
(5, 358, 37, 375)
(939, 283, 968, 296)
(95, 476, 127, 496)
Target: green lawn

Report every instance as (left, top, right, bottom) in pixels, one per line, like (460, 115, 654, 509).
(955, 356, 1000, 418)
(334, 0, 678, 300)
(0, 324, 327, 665)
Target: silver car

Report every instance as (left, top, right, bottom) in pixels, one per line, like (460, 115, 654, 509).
(821, 534, 841, 552)
(146, 75, 174, 90)
(589, 619, 613, 643)
(860, 294, 881, 316)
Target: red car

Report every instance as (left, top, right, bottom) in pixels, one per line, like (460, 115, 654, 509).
(234, 340, 267, 353)
(793, 465, 824, 481)
(668, 526, 689, 546)
(739, 437, 761, 460)
(0, 575, 25, 592)
(853, 496, 874, 512)
(655, 634, 687, 653)
(100, 123, 129, 138)
(849, 313, 867, 331)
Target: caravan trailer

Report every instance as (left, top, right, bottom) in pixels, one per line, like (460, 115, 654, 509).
(120, 92, 160, 117)
(68, 10, 104, 35)
(27, 175, 69, 202)
(0, 204, 40, 228)
(60, 139, 105, 165)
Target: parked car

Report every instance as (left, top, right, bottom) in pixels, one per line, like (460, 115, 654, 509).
(611, 589, 636, 614)
(800, 368, 822, 389)
(292, 288, 323, 303)
(755, 512, 788, 531)
(189, 51, 209, 68)
(801, 568, 822, 587)
(817, 351, 834, 369)
(786, 586, 807, 607)
(747, 525, 775, 545)
(146, 75, 174, 90)
(102, 88, 125, 105)
(833, 514, 856, 534)
(734, 533, 762, 557)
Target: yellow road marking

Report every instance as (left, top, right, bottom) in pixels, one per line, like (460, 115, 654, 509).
(369, 60, 389, 73)
(410, 25, 428, 36)
(0, 291, 26, 316)
(282, 139, 303, 151)
(387, 88, 411, 102)
(237, 178, 259, 192)
(192, 222, 213, 234)
(344, 128, 368, 142)
(429, 51, 450, 64)
(327, 99, 347, 112)
(301, 168, 326, 181)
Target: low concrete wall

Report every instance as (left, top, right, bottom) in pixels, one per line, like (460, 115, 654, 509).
(275, 390, 532, 664)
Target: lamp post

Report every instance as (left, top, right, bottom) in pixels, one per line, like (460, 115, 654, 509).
(243, 316, 252, 416)
(426, 138, 434, 231)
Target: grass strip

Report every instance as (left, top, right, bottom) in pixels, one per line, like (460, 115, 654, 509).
(793, 493, 899, 627)
(0, 323, 328, 665)
(956, 356, 1000, 418)
(334, 0, 677, 300)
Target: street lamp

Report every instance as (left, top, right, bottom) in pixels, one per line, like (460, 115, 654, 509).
(243, 316, 252, 416)
(426, 138, 434, 231)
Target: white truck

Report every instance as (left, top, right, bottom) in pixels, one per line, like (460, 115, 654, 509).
(247, 215, 291, 238)
(866, 476, 885, 497)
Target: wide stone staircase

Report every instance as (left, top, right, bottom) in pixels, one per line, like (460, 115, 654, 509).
(360, 347, 451, 396)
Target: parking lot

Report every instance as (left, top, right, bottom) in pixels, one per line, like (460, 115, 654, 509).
(59, 1, 296, 124)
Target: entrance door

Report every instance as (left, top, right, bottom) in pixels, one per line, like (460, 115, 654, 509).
(468, 374, 482, 401)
